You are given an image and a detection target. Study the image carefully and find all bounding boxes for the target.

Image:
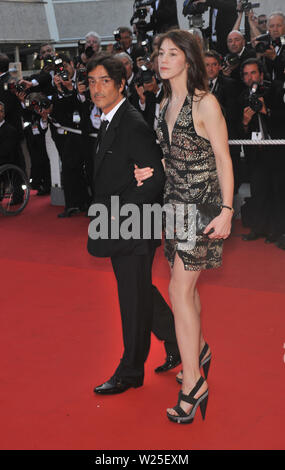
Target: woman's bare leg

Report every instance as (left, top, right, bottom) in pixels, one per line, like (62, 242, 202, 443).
(167, 254, 208, 416)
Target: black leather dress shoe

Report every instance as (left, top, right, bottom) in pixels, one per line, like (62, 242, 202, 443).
(242, 231, 263, 241)
(94, 378, 142, 395)
(57, 207, 81, 218)
(154, 354, 181, 373)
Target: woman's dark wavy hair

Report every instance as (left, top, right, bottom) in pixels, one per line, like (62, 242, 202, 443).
(157, 29, 208, 99)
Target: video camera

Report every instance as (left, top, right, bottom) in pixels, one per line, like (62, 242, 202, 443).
(131, 0, 154, 41)
(238, 1, 260, 12)
(255, 33, 285, 53)
(182, 1, 208, 30)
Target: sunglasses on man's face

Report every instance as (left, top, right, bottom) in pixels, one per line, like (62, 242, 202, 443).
(258, 20, 267, 25)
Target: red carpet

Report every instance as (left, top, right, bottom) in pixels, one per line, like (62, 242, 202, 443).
(0, 194, 285, 450)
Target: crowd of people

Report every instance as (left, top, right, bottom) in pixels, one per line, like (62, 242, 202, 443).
(0, 0, 285, 247)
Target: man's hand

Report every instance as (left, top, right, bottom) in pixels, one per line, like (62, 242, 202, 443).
(15, 91, 26, 103)
(77, 81, 87, 95)
(19, 79, 33, 89)
(135, 84, 146, 105)
(258, 97, 267, 115)
(243, 106, 255, 127)
(134, 164, 154, 187)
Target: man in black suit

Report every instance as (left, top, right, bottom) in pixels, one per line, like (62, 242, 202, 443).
(200, 0, 238, 56)
(204, 50, 241, 192)
(87, 54, 178, 394)
(238, 59, 285, 246)
(149, 0, 179, 34)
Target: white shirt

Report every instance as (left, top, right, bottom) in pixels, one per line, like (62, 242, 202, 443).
(0, 119, 5, 128)
(100, 97, 126, 129)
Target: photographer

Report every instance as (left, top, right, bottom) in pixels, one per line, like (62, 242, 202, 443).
(238, 58, 285, 247)
(19, 43, 56, 97)
(192, 0, 238, 55)
(52, 54, 98, 218)
(21, 92, 52, 196)
(205, 50, 241, 192)
(223, 30, 256, 85)
(116, 52, 140, 109)
(148, 0, 179, 34)
(262, 12, 285, 82)
(135, 62, 163, 131)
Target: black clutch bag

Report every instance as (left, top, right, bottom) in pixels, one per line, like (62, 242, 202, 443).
(195, 203, 221, 236)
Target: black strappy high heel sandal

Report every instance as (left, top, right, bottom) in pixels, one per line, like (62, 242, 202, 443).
(176, 343, 212, 384)
(167, 376, 209, 424)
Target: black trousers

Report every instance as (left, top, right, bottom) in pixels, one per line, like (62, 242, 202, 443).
(61, 133, 91, 210)
(243, 145, 285, 236)
(110, 247, 178, 385)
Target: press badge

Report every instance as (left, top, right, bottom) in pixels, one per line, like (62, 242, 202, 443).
(251, 132, 262, 141)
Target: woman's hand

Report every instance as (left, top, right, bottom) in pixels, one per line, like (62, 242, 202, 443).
(203, 209, 233, 240)
(134, 164, 154, 186)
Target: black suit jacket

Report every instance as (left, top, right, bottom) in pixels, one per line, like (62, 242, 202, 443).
(0, 121, 20, 164)
(211, 74, 239, 138)
(88, 99, 165, 257)
(0, 72, 24, 139)
(149, 0, 179, 34)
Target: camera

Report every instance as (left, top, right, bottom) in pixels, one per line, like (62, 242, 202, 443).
(224, 53, 240, 68)
(135, 65, 155, 87)
(43, 54, 56, 69)
(183, 0, 208, 16)
(131, 0, 154, 41)
(4, 80, 26, 93)
(77, 40, 94, 59)
(255, 33, 285, 53)
(54, 58, 69, 81)
(238, 1, 260, 12)
(245, 82, 270, 112)
(77, 67, 87, 83)
(25, 96, 52, 112)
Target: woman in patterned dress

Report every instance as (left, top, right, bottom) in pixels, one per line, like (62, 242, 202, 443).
(135, 30, 234, 424)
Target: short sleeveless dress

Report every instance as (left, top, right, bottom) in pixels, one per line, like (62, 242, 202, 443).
(156, 94, 223, 271)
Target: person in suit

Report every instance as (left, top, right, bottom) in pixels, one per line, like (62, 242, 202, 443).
(202, 0, 238, 56)
(148, 0, 179, 34)
(87, 54, 179, 394)
(204, 50, 241, 192)
(237, 58, 285, 246)
(222, 30, 256, 86)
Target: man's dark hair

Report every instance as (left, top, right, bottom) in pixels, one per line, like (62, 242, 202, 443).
(0, 53, 9, 73)
(204, 50, 223, 65)
(240, 58, 264, 76)
(87, 54, 127, 95)
(118, 27, 132, 36)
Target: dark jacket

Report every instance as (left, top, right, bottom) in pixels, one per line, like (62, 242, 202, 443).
(207, 0, 238, 56)
(149, 0, 179, 34)
(88, 99, 165, 257)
